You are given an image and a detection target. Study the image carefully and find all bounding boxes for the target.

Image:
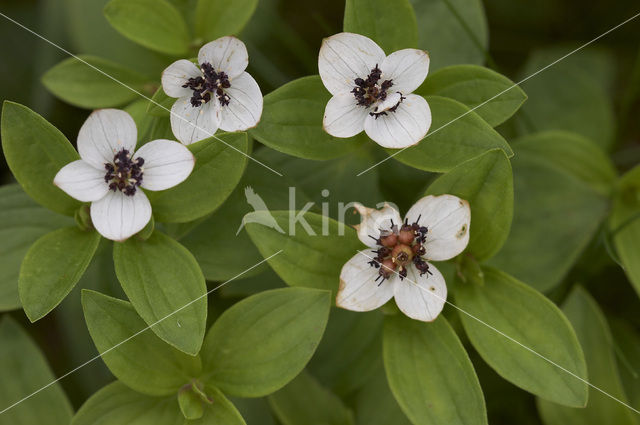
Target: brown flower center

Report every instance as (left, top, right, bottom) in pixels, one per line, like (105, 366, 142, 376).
(367, 216, 432, 284)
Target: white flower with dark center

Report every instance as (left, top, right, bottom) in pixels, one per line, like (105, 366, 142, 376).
(53, 109, 195, 241)
(161, 36, 263, 145)
(337, 195, 470, 322)
(318, 32, 432, 148)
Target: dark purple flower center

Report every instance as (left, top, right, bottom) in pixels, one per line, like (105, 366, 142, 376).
(352, 65, 392, 107)
(182, 62, 231, 108)
(104, 149, 144, 196)
(351, 65, 404, 119)
(367, 216, 431, 284)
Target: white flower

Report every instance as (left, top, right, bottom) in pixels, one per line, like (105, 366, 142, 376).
(318, 32, 432, 149)
(161, 36, 264, 145)
(53, 109, 195, 241)
(337, 195, 470, 322)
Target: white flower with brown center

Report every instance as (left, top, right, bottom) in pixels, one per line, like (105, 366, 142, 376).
(161, 36, 263, 145)
(53, 109, 195, 241)
(318, 32, 431, 148)
(337, 195, 470, 322)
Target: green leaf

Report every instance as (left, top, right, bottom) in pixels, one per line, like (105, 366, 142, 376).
(513, 131, 616, 195)
(258, 148, 386, 223)
(343, 0, 418, 52)
(146, 86, 174, 117)
(1, 101, 81, 215)
(71, 381, 246, 425)
(516, 47, 615, 149)
(180, 154, 308, 282)
(410, 0, 488, 70)
(416, 65, 526, 127)
(178, 385, 204, 420)
(53, 239, 117, 396)
(536, 287, 638, 425)
(524, 45, 616, 93)
(124, 98, 154, 141)
(113, 231, 207, 355)
(192, 385, 247, 425)
(611, 320, 640, 409)
(354, 370, 412, 425)
(231, 397, 276, 425)
(383, 314, 487, 425)
(104, 0, 191, 55)
(0, 184, 73, 312)
(250, 76, 366, 160)
(82, 290, 201, 396)
(455, 266, 588, 407)
(611, 165, 640, 298)
(195, 0, 258, 41)
(487, 132, 610, 292)
(128, 104, 175, 145)
(268, 370, 355, 425)
(65, 0, 171, 77)
(375, 154, 438, 213)
(148, 132, 249, 223)
(308, 309, 383, 397)
(201, 287, 331, 397)
(0, 317, 73, 424)
(391, 96, 513, 172)
(244, 210, 363, 294)
(42, 55, 149, 108)
(457, 253, 484, 286)
(19, 227, 100, 321)
(426, 149, 513, 261)
(217, 268, 284, 298)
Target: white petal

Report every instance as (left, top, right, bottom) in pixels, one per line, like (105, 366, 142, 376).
(219, 72, 263, 132)
(364, 94, 431, 148)
(134, 139, 195, 191)
(336, 251, 395, 312)
(53, 160, 109, 202)
(394, 263, 447, 322)
(353, 202, 402, 248)
(198, 36, 248, 79)
(77, 109, 138, 169)
(161, 59, 202, 98)
(380, 49, 430, 94)
(90, 190, 151, 242)
(323, 93, 368, 138)
(318, 32, 386, 96)
(170, 96, 220, 145)
(404, 194, 471, 261)
(372, 92, 403, 114)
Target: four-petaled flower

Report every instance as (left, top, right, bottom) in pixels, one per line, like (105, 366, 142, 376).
(337, 195, 470, 322)
(318, 32, 432, 148)
(54, 109, 195, 241)
(162, 36, 263, 145)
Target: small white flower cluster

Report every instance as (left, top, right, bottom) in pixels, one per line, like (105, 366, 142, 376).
(54, 33, 436, 242)
(54, 33, 456, 321)
(53, 34, 460, 325)
(54, 37, 263, 241)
